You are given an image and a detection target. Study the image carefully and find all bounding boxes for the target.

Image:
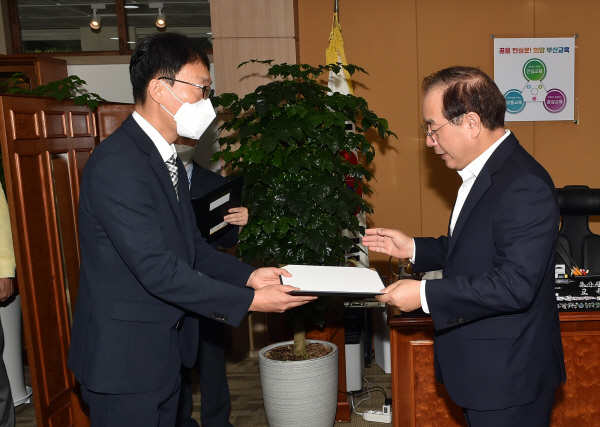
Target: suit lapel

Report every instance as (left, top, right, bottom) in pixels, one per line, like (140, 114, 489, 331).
(445, 133, 520, 262)
(121, 116, 193, 256)
(446, 172, 491, 259)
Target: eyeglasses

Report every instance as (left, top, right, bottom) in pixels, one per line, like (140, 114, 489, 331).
(420, 114, 464, 142)
(159, 77, 215, 99)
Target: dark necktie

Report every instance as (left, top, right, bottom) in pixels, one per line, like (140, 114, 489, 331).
(165, 154, 179, 200)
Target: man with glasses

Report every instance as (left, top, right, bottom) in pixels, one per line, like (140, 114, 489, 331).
(363, 66, 566, 427)
(68, 32, 315, 427)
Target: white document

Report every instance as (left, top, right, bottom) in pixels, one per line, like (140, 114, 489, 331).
(281, 265, 384, 296)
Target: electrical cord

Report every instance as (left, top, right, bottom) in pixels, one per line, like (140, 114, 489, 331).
(339, 375, 389, 416)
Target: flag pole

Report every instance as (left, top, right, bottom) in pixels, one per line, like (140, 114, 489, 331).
(334, 0, 339, 14)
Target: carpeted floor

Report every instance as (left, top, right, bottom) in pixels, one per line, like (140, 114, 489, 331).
(16, 354, 392, 426)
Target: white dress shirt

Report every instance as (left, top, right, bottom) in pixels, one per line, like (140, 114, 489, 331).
(132, 111, 177, 162)
(418, 130, 512, 313)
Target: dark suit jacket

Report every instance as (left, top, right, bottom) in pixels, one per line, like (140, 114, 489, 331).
(189, 161, 239, 249)
(413, 133, 566, 411)
(67, 115, 255, 395)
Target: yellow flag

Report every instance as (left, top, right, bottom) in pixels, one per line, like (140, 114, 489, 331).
(326, 12, 369, 268)
(326, 12, 353, 96)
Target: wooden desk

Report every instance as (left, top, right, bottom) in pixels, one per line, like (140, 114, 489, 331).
(388, 309, 600, 426)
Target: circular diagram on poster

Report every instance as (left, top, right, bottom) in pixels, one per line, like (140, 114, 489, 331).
(522, 58, 547, 82)
(504, 89, 526, 114)
(544, 88, 567, 113)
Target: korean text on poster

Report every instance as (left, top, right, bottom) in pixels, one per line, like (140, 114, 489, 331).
(494, 37, 575, 122)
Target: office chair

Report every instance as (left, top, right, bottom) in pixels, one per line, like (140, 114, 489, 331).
(556, 185, 600, 274)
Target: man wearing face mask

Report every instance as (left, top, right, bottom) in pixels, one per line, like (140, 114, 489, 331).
(68, 32, 315, 427)
(174, 136, 248, 427)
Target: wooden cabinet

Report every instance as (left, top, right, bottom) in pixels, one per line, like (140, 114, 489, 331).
(389, 310, 600, 427)
(0, 97, 134, 427)
(0, 94, 94, 427)
(0, 55, 68, 91)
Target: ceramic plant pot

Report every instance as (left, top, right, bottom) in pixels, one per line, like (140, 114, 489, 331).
(258, 340, 338, 427)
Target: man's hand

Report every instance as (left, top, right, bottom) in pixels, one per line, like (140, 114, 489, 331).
(362, 228, 414, 259)
(224, 207, 249, 227)
(0, 278, 14, 302)
(249, 285, 317, 313)
(246, 267, 291, 290)
(376, 279, 421, 312)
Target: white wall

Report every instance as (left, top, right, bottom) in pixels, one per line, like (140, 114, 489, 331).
(67, 63, 133, 104)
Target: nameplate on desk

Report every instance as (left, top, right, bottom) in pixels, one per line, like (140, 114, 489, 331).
(555, 275, 600, 311)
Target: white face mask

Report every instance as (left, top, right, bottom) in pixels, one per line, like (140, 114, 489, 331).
(160, 80, 216, 140)
(175, 142, 196, 165)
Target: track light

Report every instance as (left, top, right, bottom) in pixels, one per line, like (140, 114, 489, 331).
(156, 7, 166, 28)
(90, 7, 101, 30)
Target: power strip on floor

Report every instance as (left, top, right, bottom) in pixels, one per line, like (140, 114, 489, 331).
(362, 409, 392, 423)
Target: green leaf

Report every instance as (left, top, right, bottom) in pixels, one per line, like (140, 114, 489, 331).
(210, 152, 222, 163)
(262, 135, 279, 153)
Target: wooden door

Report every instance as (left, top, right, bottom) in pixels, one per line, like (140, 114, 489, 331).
(0, 94, 95, 427)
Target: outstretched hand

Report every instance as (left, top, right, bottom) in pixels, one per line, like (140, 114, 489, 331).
(249, 284, 317, 313)
(376, 279, 421, 312)
(362, 228, 414, 259)
(246, 267, 291, 290)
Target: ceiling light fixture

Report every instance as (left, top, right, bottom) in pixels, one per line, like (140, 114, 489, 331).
(149, 3, 166, 29)
(90, 7, 101, 30)
(156, 7, 166, 28)
(90, 4, 105, 30)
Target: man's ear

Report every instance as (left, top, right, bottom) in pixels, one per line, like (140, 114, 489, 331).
(466, 112, 482, 139)
(147, 78, 164, 105)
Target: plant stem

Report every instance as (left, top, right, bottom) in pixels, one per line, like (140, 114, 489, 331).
(293, 315, 306, 358)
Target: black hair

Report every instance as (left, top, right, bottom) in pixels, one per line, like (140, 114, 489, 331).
(422, 66, 506, 130)
(129, 32, 210, 105)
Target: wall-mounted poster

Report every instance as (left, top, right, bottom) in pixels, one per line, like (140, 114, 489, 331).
(493, 37, 575, 122)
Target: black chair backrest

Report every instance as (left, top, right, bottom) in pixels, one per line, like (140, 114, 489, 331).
(557, 185, 600, 273)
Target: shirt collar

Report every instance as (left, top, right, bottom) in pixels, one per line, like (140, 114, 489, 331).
(132, 111, 176, 162)
(458, 129, 511, 182)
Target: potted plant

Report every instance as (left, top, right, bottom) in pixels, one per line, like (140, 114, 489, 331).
(212, 61, 395, 426)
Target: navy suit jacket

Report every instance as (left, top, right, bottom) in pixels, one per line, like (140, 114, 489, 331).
(68, 115, 255, 394)
(413, 133, 566, 411)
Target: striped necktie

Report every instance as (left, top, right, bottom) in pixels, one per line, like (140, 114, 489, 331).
(165, 154, 179, 200)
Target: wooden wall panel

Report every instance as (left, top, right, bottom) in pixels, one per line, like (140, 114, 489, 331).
(212, 37, 298, 97)
(43, 112, 67, 139)
(69, 112, 92, 138)
(0, 94, 94, 427)
(211, 0, 298, 99)
(533, 0, 600, 232)
(211, 0, 297, 39)
(415, 0, 536, 239)
(11, 110, 39, 139)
